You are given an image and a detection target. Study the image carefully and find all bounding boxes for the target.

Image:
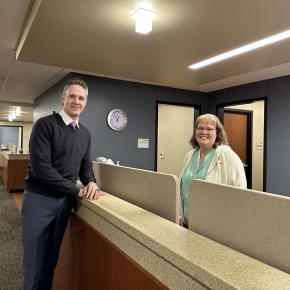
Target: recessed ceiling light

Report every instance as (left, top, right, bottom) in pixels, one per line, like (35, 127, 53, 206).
(189, 29, 290, 69)
(130, 7, 158, 34)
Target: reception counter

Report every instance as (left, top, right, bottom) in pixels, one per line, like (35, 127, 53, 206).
(54, 193, 290, 290)
(54, 163, 290, 289)
(0, 151, 29, 191)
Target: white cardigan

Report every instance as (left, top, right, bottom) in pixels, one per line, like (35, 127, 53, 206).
(178, 145, 247, 223)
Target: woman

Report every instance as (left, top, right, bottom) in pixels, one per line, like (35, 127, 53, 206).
(179, 114, 247, 227)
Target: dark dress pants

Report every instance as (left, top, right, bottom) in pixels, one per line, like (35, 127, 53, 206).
(21, 191, 75, 290)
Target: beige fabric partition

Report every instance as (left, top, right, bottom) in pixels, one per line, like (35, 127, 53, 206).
(92, 162, 179, 223)
(188, 179, 290, 274)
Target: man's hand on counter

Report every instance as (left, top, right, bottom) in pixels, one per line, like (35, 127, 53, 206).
(78, 182, 107, 200)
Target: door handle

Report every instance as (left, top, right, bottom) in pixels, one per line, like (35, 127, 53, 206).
(243, 163, 248, 167)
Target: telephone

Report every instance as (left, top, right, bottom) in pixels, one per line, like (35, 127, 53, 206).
(96, 157, 115, 165)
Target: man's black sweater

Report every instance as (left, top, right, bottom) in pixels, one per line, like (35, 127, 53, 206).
(25, 113, 95, 197)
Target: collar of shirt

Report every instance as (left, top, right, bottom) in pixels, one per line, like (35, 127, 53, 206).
(58, 109, 79, 128)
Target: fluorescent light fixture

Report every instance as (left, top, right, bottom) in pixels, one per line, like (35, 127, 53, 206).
(130, 7, 158, 34)
(16, 108, 20, 116)
(9, 115, 12, 122)
(189, 29, 290, 69)
(12, 112, 16, 119)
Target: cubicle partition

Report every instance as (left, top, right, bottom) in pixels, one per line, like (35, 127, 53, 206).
(92, 162, 179, 223)
(188, 179, 290, 274)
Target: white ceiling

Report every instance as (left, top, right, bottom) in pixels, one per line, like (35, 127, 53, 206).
(2, 0, 290, 123)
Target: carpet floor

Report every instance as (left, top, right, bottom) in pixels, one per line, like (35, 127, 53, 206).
(0, 179, 23, 290)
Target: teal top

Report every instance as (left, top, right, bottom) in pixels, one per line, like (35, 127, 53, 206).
(181, 148, 216, 224)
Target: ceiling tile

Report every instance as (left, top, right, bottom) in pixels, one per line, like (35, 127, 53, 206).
(0, 76, 7, 82)
(0, 48, 15, 74)
(11, 61, 62, 74)
(8, 62, 63, 85)
(3, 87, 37, 95)
(4, 82, 40, 91)
(0, 0, 32, 29)
(0, 26, 20, 49)
(0, 48, 15, 61)
(1, 91, 32, 98)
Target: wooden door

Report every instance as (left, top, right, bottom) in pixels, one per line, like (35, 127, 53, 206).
(223, 110, 252, 189)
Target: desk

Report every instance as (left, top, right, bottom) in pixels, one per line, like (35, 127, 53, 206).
(54, 194, 290, 290)
(0, 151, 29, 191)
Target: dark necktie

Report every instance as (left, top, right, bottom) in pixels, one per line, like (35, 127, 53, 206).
(70, 121, 77, 129)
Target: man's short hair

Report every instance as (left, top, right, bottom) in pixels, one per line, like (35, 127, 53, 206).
(63, 77, 88, 97)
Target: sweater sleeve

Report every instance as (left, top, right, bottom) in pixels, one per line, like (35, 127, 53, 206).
(79, 136, 96, 186)
(224, 148, 247, 188)
(29, 118, 80, 196)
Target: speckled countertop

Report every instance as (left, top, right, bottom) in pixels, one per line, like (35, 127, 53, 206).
(73, 192, 290, 290)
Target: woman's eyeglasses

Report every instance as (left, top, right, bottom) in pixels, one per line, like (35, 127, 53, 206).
(196, 127, 216, 132)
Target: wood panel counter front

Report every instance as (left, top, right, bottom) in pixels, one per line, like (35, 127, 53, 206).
(54, 193, 290, 290)
(0, 151, 29, 191)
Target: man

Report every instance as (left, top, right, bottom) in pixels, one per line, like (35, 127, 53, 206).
(22, 77, 105, 290)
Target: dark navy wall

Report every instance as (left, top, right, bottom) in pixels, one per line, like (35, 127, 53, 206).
(216, 81, 267, 105)
(79, 75, 157, 170)
(267, 76, 290, 196)
(34, 73, 203, 171)
(156, 86, 202, 105)
(209, 75, 290, 197)
(207, 81, 268, 115)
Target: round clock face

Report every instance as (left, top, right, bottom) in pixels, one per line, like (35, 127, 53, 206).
(107, 109, 128, 131)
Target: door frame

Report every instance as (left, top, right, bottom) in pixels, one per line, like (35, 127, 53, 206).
(223, 108, 253, 189)
(0, 125, 23, 149)
(217, 98, 267, 192)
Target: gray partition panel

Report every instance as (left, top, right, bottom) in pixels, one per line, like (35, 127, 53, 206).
(93, 162, 179, 223)
(188, 179, 290, 274)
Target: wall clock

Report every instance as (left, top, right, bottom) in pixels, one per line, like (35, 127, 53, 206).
(107, 109, 128, 131)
